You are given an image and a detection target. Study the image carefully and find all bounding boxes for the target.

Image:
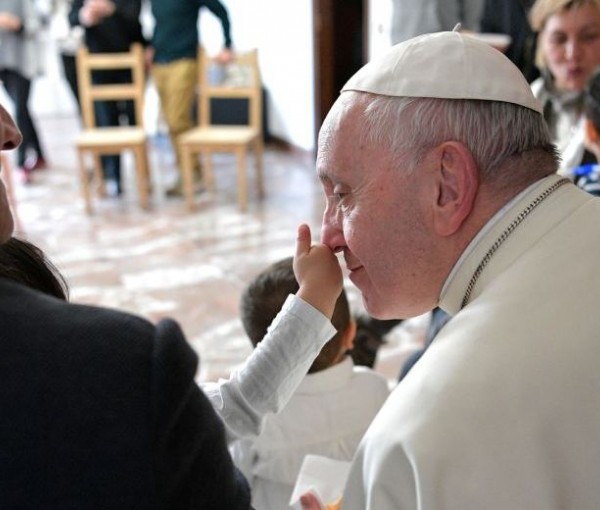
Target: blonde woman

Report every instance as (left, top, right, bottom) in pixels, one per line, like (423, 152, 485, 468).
(530, 0, 600, 174)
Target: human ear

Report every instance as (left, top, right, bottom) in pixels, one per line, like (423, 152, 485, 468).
(431, 141, 478, 237)
(343, 320, 357, 352)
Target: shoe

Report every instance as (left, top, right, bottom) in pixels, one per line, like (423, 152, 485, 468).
(23, 155, 47, 172)
(166, 181, 183, 197)
(105, 180, 123, 198)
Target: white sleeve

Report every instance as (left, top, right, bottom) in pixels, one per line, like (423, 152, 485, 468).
(202, 294, 337, 442)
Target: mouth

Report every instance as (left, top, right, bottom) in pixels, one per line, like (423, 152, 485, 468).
(566, 67, 584, 79)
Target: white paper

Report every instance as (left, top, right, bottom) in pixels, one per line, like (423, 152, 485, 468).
(289, 455, 351, 509)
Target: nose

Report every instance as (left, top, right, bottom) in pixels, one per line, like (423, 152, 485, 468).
(0, 104, 23, 151)
(320, 200, 346, 252)
(564, 38, 582, 61)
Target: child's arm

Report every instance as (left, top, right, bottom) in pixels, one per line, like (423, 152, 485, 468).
(294, 223, 343, 319)
(202, 224, 341, 442)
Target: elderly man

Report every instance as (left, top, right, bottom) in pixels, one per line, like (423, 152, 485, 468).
(302, 29, 600, 509)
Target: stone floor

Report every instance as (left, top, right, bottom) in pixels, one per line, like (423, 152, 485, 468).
(3, 112, 426, 385)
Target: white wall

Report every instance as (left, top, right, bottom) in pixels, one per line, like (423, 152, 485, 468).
(202, 0, 315, 151)
(368, 0, 393, 60)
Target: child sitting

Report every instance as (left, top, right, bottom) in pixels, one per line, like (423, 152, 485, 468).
(230, 256, 390, 510)
(573, 67, 600, 195)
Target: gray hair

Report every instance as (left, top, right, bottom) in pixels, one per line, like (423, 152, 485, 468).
(356, 93, 559, 182)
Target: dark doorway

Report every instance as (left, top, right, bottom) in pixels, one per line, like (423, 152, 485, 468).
(313, 0, 367, 151)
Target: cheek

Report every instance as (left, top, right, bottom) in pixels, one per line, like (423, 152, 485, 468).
(584, 41, 600, 67)
(543, 44, 564, 70)
(0, 184, 13, 243)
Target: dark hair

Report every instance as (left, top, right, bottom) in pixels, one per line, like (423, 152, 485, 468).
(585, 66, 600, 132)
(240, 256, 351, 374)
(0, 237, 68, 300)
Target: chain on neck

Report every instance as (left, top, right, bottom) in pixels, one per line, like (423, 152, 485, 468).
(461, 178, 570, 310)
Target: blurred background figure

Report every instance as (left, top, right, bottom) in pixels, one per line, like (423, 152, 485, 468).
(480, 0, 540, 82)
(46, 0, 83, 108)
(0, 0, 48, 183)
(390, 0, 484, 44)
(148, 0, 234, 196)
(572, 66, 600, 193)
(69, 0, 147, 196)
(529, 0, 600, 175)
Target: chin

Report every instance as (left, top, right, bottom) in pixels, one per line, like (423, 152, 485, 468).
(363, 292, 433, 320)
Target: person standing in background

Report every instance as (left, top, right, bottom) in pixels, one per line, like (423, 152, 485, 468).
(0, 0, 48, 183)
(390, 0, 484, 44)
(148, 0, 233, 196)
(69, 0, 146, 196)
(480, 0, 539, 83)
(48, 0, 83, 108)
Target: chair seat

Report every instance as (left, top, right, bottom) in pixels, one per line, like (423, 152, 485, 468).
(76, 127, 147, 148)
(179, 126, 259, 146)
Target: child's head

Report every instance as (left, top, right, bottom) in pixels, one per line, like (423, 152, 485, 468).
(584, 66, 600, 158)
(240, 256, 355, 374)
(0, 237, 68, 300)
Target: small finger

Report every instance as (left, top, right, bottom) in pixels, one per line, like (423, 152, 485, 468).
(295, 223, 312, 257)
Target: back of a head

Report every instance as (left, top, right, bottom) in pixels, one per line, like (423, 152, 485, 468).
(240, 256, 351, 374)
(0, 237, 68, 300)
(585, 67, 600, 131)
(339, 30, 559, 192)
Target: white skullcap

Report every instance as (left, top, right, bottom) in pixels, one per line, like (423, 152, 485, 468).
(342, 30, 543, 114)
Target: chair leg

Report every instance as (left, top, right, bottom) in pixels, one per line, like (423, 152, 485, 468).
(236, 147, 248, 212)
(77, 149, 93, 215)
(202, 150, 215, 192)
(92, 153, 106, 198)
(254, 137, 264, 199)
(134, 146, 149, 209)
(181, 144, 195, 211)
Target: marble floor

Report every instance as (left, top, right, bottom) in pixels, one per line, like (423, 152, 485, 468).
(3, 111, 426, 385)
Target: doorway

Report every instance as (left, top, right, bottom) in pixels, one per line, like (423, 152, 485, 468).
(313, 0, 367, 149)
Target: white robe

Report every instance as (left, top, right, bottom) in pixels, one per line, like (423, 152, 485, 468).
(343, 175, 600, 509)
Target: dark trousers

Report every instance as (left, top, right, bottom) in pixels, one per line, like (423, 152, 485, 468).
(61, 53, 80, 108)
(91, 69, 136, 190)
(0, 69, 45, 166)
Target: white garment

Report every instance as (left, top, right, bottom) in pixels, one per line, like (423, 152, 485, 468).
(202, 294, 336, 443)
(230, 356, 389, 510)
(343, 175, 600, 509)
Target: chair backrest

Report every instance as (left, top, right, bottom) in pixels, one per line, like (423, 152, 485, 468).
(76, 43, 145, 129)
(197, 47, 262, 132)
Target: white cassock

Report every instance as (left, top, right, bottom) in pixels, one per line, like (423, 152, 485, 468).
(343, 174, 600, 509)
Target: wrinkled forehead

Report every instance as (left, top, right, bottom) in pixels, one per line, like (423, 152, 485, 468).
(317, 93, 367, 159)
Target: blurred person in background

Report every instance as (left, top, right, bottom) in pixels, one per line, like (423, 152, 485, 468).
(529, 0, 600, 175)
(69, 0, 147, 196)
(480, 0, 539, 82)
(148, 0, 233, 196)
(390, 0, 484, 44)
(0, 0, 48, 183)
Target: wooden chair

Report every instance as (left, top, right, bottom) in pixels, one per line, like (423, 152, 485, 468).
(75, 43, 150, 214)
(178, 48, 264, 212)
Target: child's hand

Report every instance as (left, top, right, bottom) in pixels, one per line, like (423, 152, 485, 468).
(294, 224, 343, 319)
